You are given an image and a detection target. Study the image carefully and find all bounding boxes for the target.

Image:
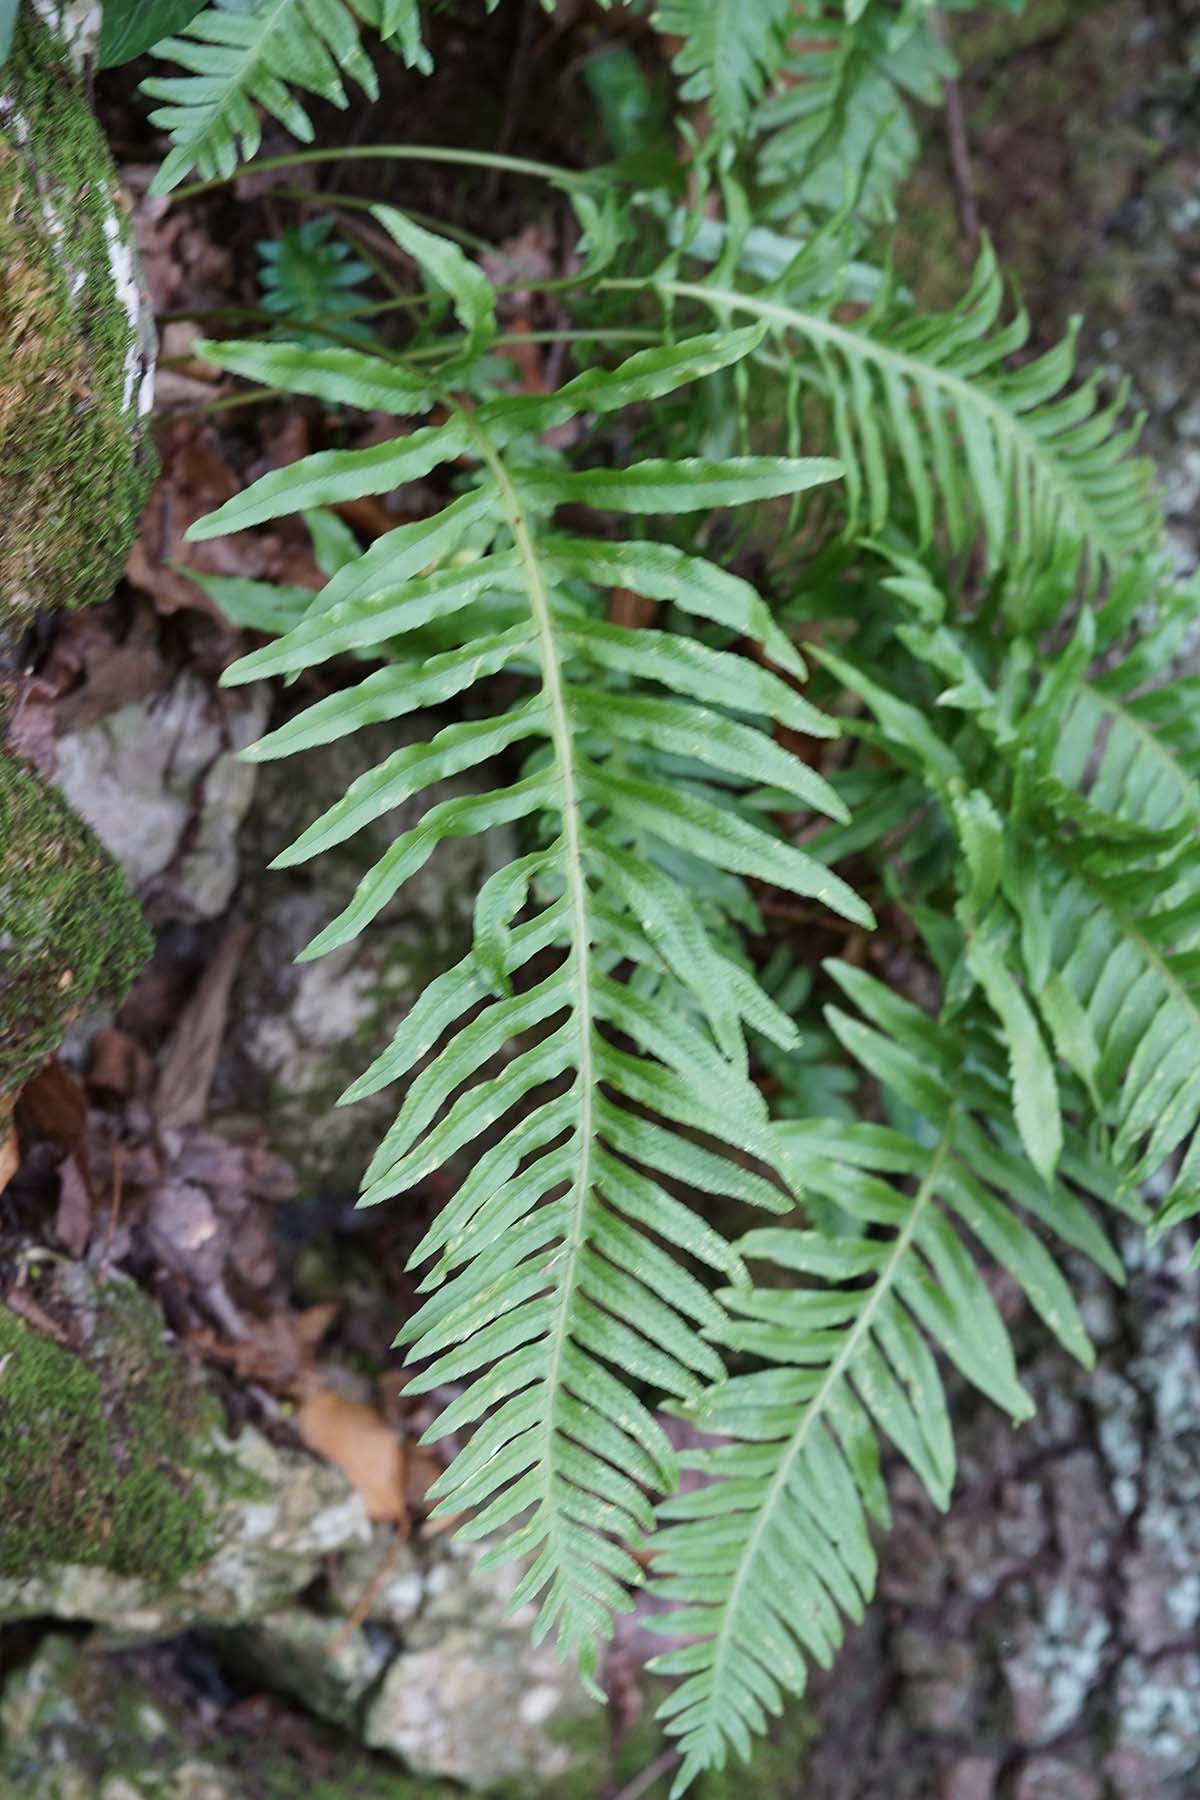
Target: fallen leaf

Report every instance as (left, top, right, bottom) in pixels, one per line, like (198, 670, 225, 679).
(53, 1155, 92, 1257)
(297, 1387, 408, 1522)
(0, 1119, 17, 1195)
(145, 1179, 228, 1288)
(18, 1059, 88, 1148)
(87, 1027, 148, 1099)
(155, 924, 253, 1130)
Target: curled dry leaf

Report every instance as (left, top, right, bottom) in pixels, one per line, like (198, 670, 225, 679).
(296, 1386, 409, 1524)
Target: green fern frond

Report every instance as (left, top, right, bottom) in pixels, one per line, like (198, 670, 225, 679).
(257, 216, 379, 345)
(647, 958, 1106, 1794)
(652, 0, 794, 139)
(649, 236, 1160, 585)
(755, 0, 953, 225)
(142, 0, 429, 194)
(192, 209, 872, 1678)
(805, 546, 1200, 1234)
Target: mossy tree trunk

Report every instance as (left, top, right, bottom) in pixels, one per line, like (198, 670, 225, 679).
(0, 8, 156, 1109)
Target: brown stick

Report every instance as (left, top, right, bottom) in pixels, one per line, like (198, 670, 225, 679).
(935, 13, 980, 249)
(325, 1523, 409, 1659)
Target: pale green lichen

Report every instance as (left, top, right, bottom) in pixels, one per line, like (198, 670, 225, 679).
(0, 12, 155, 635)
(0, 752, 151, 1095)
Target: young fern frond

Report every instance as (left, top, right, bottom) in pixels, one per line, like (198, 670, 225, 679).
(808, 548, 1200, 1228)
(194, 207, 873, 1676)
(649, 236, 1160, 584)
(142, 0, 428, 193)
(647, 959, 1113, 1794)
(652, 0, 794, 141)
(755, 0, 953, 225)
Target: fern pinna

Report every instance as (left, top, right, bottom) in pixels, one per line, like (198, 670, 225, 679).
(197, 205, 868, 1679)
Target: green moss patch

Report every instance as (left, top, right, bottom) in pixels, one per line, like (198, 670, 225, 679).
(0, 1275, 226, 1583)
(0, 14, 155, 634)
(0, 752, 151, 1096)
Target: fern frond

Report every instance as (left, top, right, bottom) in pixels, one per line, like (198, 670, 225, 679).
(193, 212, 870, 1677)
(652, 237, 1160, 585)
(806, 546, 1200, 1235)
(755, 0, 953, 225)
(648, 958, 1109, 1793)
(653, 0, 793, 139)
(142, 0, 429, 194)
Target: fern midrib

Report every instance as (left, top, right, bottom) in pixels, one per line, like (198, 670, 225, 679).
(614, 278, 1128, 559)
(696, 1123, 954, 1730)
(463, 413, 598, 1539)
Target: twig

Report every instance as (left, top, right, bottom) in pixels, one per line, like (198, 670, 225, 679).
(934, 13, 980, 250)
(609, 1749, 680, 1800)
(326, 1522, 409, 1659)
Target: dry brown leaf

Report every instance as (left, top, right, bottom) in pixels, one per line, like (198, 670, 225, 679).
(155, 924, 253, 1130)
(53, 1155, 93, 1258)
(87, 1027, 147, 1099)
(0, 1119, 18, 1196)
(296, 1387, 408, 1522)
(18, 1058, 88, 1147)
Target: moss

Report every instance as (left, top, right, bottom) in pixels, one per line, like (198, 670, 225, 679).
(0, 752, 152, 1095)
(0, 1275, 228, 1583)
(0, 13, 155, 636)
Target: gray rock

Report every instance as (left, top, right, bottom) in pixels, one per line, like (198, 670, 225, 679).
(219, 1608, 391, 1728)
(0, 1636, 240, 1800)
(364, 1621, 594, 1789)
(219, 724, 512, 1184)
(54, 675, 269, 921)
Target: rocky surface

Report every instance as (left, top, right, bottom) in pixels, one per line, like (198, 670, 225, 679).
(54, 673, 270, 924)
(216, 722, 511, 1187)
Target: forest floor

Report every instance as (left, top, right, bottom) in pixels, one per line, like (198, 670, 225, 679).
(2, 0, 1200, 1795)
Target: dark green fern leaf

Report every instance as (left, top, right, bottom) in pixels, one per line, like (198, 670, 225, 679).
(191, 206, 870, 1680)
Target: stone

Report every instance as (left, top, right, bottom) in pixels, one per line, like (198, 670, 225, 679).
(219, 1607, 391, 1728)
(1013, 1758, 1101, 1800)
(364, 1622, 595, 1789)
(324, 1525, 425, 1633)
(54, 674, 269, 922)
(0, 1269, 370, 1633)
(218, 726, 511, 1184)
(0, 1633, 451, 1799)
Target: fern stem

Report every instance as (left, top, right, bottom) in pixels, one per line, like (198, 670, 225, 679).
(696, 1123, 954, 1732)
(169, 144, 601, 203)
